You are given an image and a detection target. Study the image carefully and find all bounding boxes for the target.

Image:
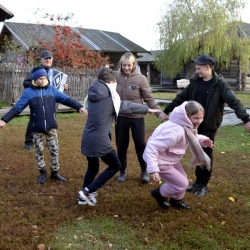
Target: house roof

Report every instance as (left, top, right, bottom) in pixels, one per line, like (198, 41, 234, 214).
(0, 4, 14, 22)
(238, 22, 250, 39)
(137, 51, 162, 63)
(1, 22, 148, 53)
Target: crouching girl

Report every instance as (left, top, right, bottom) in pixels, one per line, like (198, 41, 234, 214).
(143, 101, 214, 210)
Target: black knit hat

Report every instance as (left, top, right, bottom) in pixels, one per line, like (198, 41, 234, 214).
(32, 66, 47, 81)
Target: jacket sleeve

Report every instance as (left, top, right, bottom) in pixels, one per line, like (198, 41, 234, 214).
(139, 76, 162, 116)
(163, 84, 191, 114)
(23, 70, 32, 89)
(1, 92, 29, 122)
(220, 80, 250, 123)
(55, 88, 83, 111)
(119, 100, 148, 114)
(143, 128, 179, 174)
(197, 134, 209, 147)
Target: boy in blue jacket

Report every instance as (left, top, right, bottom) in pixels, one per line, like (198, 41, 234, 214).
(0, 66, 85, 184)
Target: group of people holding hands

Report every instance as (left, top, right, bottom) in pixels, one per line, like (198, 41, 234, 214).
(1, 51, 250, 210)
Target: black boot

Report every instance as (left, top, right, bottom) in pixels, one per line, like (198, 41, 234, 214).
(151, 188, 171, 209)
(169, 198, 190, 210)
(186, 181, 199, 192)
(38, 169, 46, 184)
(50, 171, 67, 182)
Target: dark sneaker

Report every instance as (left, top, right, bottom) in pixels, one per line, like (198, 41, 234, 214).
(78, 188, 97, 206)
(141, 171, 149, 184)
(169, 198, 190, 210)
(151, 188, 171, 209)
(117, 171, 126, 182)
(25, 145, 32, 150)
(194, 185, 208, 196)
(186, 182, 199, 192)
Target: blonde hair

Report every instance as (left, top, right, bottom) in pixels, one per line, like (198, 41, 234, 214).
(118, 52, 137, 73)
(185, 101, 204, 117)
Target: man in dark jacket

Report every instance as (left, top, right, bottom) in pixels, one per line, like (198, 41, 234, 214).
(0, 66, 85, 184)
(158, 54, 250, 196)
(23, 50, 68, 150)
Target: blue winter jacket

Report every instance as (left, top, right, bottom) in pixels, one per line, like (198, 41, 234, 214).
(1, 82, 83, 133)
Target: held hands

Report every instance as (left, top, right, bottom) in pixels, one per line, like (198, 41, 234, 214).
(79, 107, 88, 115)
(148, 108, 162, 114)
(0, 120, 6, 128)
(158, 112, 169, 122)
(204, 139, 214, 149)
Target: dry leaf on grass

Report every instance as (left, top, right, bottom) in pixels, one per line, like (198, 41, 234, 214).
(37, 244, 46, 250)
(229, 197, 235, 202)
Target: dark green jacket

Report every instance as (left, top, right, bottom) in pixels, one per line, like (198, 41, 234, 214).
(164, 71, 250, 136)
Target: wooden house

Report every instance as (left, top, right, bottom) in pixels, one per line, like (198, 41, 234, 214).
(0, 22, 148, 69)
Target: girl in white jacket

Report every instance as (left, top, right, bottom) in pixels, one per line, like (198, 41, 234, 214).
(143, 101, 214, 209)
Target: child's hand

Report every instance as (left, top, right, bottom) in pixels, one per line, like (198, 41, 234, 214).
(152, 172, 161, 182)
(0, 120, 6, 128)
(204, 139, 214, 149)
(148, 108, 161, 114)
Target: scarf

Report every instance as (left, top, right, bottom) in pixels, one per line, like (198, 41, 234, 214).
(184, 126, 211, 170)
(105, 82, 121, 115)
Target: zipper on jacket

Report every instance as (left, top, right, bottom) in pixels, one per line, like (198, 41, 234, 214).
(40, 89, 47, 131)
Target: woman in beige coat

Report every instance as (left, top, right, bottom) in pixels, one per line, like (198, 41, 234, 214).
(115, 52, 163, 183)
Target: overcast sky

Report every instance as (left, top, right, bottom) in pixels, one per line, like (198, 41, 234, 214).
(1, 0, 250, 51)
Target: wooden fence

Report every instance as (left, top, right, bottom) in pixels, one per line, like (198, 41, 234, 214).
(0, 64, 98, 105)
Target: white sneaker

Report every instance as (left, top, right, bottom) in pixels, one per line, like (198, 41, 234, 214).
(78, 196, 87, 205)
(78, 189, 97, 206)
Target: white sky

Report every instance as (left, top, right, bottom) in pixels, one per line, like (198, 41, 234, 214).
(1, 0, 250, 51)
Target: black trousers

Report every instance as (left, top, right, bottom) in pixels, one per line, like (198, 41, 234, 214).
(25, 118, 33, 146)
(83, 150, 121, 192)
(115, 116, 147, 172)
(195, 132, 216, 185)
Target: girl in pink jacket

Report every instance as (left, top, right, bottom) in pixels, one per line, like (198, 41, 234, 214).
(143, 101, 214, 209)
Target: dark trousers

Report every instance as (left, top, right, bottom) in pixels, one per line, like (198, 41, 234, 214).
(115, 116, 147, 172)
(25, 118, 33, 146)
(83, 150, 121, 193)
(195, 133, 216, 185)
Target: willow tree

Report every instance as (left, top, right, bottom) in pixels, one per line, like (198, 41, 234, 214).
(155, 0, 250, 78)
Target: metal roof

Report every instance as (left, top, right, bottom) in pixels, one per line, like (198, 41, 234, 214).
(0, 4, 14, 22)
(2, 22, 148, 53)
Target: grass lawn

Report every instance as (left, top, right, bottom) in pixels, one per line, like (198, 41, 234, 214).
(0, 111, 250, 249)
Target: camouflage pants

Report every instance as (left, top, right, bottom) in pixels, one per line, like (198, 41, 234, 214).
(33, 129, 60, 171)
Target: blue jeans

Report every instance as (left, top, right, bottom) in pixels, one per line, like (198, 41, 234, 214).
(83, 150, 121, 192)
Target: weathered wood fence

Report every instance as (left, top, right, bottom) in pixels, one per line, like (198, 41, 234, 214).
(0, 64, 98, 105)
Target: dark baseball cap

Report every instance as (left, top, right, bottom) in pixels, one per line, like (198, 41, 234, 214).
(192, 54, 216, 66)
(40, 50, 53, 59)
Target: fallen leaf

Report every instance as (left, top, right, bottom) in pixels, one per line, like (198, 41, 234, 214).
(113, 215, 118, 218)
(221, 221, 226, 225)
(220, 152, 225, 154)
(76, 217, 83, 221)
(74, 235, 78, 239)
(229, 197, 235, 202)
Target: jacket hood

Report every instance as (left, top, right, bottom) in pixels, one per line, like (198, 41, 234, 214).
(169, 101, 193, 128)
(88, 79, 109, 102)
